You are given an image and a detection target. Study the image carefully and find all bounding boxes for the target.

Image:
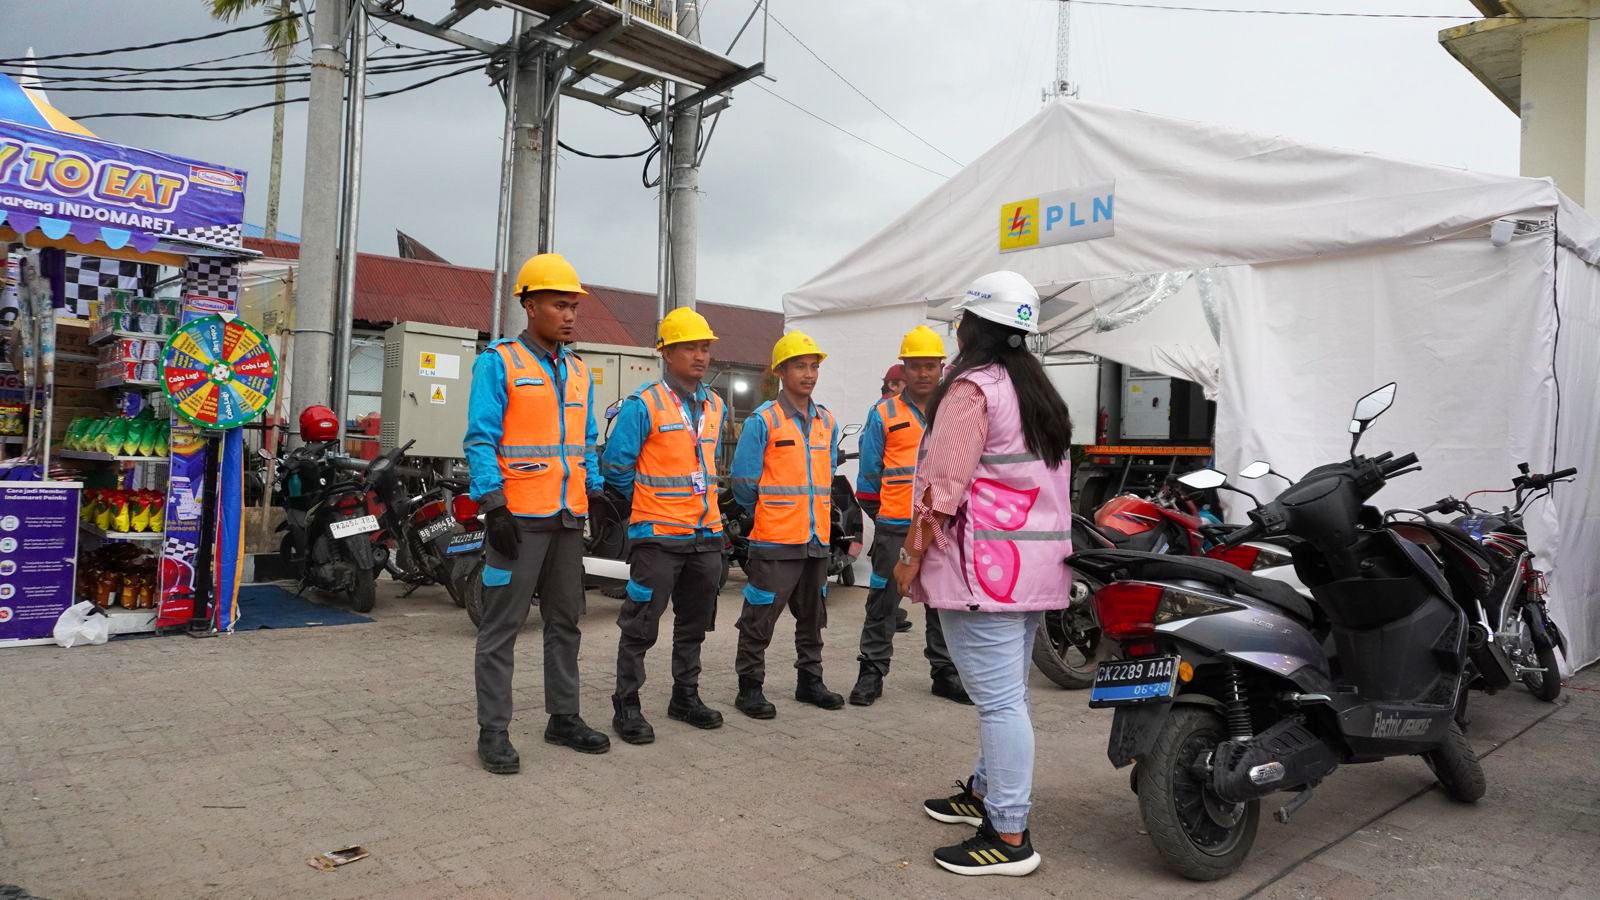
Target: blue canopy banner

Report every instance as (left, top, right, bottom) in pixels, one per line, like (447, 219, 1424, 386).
(0, 118, 246, 255)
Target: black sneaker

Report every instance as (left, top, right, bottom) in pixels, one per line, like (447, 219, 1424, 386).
(933, 822, 1041, 877)
(923, 778, 985, 826)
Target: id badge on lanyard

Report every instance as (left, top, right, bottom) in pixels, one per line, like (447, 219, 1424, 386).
(671, 389, 710, 495)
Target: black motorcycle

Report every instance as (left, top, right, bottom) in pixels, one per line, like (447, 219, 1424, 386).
(1391, 464, 1575, 702)
(1073, 384, 1485, 881)
(271, 441, 381, 613)
(363, 439, 483, 607)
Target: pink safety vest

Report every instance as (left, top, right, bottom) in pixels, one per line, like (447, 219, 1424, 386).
(911, 365, 1074, 613)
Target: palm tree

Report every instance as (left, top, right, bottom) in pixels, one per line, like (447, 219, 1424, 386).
(206, 0, 302, 240)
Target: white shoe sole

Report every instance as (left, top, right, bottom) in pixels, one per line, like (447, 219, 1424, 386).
(923, 805, 983, 827)
(934, 851, 1041, 877)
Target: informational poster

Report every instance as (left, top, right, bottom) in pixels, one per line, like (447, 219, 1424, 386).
(0, 482, 81, 645)
(157, 423, 207, 627)
(419, 351, 459, 379)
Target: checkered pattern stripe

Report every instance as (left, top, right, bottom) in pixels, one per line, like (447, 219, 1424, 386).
(61, 254, 154, 316)
(183, 258, 239, 300)
(172, 223, 243, 251)
(162, 536, 199, 560)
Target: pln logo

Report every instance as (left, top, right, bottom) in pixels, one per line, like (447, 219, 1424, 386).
(998, 181, 1116, 253)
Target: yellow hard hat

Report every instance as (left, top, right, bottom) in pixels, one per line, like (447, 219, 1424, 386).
(770, 330, 827, 371)
(898, 325, 946, 360)
(657, 307, 718, 349)
(514, 252, 586, 296)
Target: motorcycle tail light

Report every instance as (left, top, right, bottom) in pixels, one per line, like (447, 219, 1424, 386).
(1530, 570, 1548, 597)
(414, 499, 446, 524)
(1207, 543, 1292, 572)
(1094, 582, 1164, 640)
(333, 494, 363, 514)
(452, 495, 480, 520)
(848, 541, 863, 559)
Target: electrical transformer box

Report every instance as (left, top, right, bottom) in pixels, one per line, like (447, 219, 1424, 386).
(381, 321, 480, 459)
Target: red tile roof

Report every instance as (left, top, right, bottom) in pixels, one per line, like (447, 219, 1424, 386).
(245, 238, 779, 367)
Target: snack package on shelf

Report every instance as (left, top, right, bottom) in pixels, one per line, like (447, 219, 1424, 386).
(0, 401, 24, 436)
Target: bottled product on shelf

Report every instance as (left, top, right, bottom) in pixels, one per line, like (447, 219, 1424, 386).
(76, 544, 159, 610)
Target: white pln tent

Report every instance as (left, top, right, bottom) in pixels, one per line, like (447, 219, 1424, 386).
(784, 100, 1600, 672)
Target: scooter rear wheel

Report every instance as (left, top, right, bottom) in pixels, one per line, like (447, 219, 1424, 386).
(1517, 607, 1563, 702)
(1031, 582, 1108, 690)
(1138, 706, 1259, 881)
(350, 565, 377, 614)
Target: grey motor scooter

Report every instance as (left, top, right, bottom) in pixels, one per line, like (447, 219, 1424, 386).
(1070, 384, 1485, 882)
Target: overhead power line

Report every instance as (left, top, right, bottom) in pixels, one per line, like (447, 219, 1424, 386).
(751, 83, 951, 180)
(768, 11, 964, 169)
(0, 11, 308, 65)
(1055, 0, 1600, 20)
(74, 62, 481, 122)
(4, 50, 482, 93)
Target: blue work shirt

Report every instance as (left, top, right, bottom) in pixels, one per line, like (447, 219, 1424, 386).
(855, 393, 925, 528)
(731, 393, 838, 558)
(602, 377, 731, 549)
(463, 333, 602, 522)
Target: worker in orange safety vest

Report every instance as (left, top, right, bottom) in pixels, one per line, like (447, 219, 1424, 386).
(464, 252, 610, 774)
(600, 307, 731, 744)
(727, 331, 844, 718)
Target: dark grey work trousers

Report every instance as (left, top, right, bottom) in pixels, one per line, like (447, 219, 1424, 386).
(734, 555, 828, 682)
(474, 524, 586, 732)
(856, 525, 955, 678)
(614, 543, 722, 700)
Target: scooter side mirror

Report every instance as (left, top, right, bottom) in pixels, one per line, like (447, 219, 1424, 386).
(1351, 382, 1397, 426)
(1239, 461, 1270, 480)
(604, 400, 623, 421)
(841, 423, 862, 438)
(1178, 468, 1227, 491)
(257, 448, 274, 461)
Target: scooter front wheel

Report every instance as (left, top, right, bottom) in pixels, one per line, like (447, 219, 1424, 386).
(1423, 721, 1486, 803)
(1517, 606, 1563, 702)
(1032, 586, 1107, 689)
(350, 565, 378, 614)
(1138, 706, 1260, 881)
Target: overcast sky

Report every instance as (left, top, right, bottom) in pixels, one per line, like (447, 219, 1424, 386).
(2, 1, 1516, 311)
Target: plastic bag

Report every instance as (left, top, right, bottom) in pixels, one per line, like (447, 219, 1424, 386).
(54, 601, 110, 648)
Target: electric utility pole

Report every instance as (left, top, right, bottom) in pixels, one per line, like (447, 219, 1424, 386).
(668, 0, 703, 312)
(291, 0, 347, 429)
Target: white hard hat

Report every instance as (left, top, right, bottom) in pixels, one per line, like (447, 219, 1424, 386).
(953, 270, 1040, 335)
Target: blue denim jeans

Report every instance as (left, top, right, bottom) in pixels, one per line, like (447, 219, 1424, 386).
(939, 609, 1043, 834)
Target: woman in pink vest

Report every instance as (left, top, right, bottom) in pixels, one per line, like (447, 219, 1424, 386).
(893, 270, 1075, 877)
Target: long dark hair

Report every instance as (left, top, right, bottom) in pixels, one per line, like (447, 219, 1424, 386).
(925, 313, 1073, 468)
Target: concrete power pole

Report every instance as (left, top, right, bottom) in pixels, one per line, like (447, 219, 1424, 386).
(291, 0, 347, 426)
(501, 42, 553, 339)
(668, 0, 703, 312)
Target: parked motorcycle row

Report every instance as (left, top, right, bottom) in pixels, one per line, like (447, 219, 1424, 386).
(267, 438, 484, 613)
(1060, 384, 1575, 881)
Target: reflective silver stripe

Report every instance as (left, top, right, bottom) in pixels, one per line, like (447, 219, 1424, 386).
(882, 466, 916, 476)
(973, 530, 1072, 541)
(498, 444, 587, 457)
(979, 452, 1040, 465)
(758, 485, 829, 496)
(638, 473, 696, 488)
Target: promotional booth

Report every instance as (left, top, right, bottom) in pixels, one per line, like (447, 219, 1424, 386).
(0, 74, 272, 647)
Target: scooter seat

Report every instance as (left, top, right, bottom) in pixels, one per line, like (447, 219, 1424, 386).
(1069, 549, 1316, 624)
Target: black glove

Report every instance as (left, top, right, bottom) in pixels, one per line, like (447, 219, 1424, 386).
(485, 506, 519, 561)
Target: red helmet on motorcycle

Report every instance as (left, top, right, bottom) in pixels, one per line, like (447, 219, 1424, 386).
(298, 405, 339, 442)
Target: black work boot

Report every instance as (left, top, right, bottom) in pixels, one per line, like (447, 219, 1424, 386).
(735, 675, 777, 720)
(931, 669, 974, 706)
(477, 728, 520, 775)
(849, 663, 884, 707)
(544, 714, 612, 754)
(611, 696, 655, 745)
(896, 608, 913, 633)
(667, 684, 725, 730)
(796, 671, 845, 710)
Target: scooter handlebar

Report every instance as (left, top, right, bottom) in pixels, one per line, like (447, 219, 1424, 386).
(1379, 452, 1419, 476)
(1221, 519, 1265, 547)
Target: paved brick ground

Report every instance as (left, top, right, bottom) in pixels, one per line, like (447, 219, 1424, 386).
(1, 578, 1596, 899)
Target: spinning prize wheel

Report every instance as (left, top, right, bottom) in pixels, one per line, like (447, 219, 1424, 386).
(160, 315, 279, 430)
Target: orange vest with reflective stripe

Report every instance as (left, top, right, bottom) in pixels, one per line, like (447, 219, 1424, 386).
(494, 340, 591, 517)
(632, 382, 724, 534)
(750, 401, 835, 546)
(874, 395, 925, 523)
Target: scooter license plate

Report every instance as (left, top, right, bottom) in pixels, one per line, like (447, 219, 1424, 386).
(445, 531, 483, 555)
(417, 516, 456, 543)
(1089, 656, 1180, 708)
(329, 515, 380, 540)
